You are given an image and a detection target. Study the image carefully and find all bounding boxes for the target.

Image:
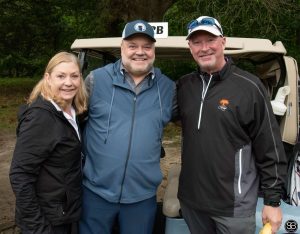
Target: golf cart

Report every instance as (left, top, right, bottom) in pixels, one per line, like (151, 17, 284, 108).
(71, 36, 299, 233)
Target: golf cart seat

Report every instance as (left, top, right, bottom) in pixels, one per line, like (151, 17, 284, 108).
(163, 164, 181, 217)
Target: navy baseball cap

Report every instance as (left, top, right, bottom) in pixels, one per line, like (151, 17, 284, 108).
(122, 20, 156, 42)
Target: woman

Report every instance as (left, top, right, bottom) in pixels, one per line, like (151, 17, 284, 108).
(9, 52, 87, 234)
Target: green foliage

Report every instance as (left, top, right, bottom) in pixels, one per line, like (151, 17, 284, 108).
(0, 0, 64, 76)
(0, 0, 299, 77)
(163, 0, 199, 36)
(0, 0, 101, 77)
(155, 60, 196, 81)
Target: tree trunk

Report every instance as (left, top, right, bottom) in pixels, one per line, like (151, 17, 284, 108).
(103, 0, 176, 36)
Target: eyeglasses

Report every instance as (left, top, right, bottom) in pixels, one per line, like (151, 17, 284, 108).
(187, 17, 223, 35)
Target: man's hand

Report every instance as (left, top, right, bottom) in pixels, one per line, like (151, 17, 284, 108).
(262, 205, 282, 233)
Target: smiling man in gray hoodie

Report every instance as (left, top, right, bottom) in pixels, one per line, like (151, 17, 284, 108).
(79, 19, 175, 234)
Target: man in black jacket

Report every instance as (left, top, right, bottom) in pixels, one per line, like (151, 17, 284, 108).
(176, 16, 287, 233)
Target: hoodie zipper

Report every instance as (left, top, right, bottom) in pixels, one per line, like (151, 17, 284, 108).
(197, 74, 212, 130)
(119, 95, 137, 201)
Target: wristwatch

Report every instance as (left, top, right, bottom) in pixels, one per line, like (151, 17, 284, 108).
(264, 200, 281, 207)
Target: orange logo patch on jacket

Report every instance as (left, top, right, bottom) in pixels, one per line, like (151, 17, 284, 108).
(218, 99, 229, 111)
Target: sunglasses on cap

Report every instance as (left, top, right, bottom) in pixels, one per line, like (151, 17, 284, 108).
(187, 17, 223, 35)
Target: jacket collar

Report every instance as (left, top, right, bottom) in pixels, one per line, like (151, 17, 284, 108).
(111, 59, 159, 92)
(29, 95, 66, 120)
(197, 57, 233, 82)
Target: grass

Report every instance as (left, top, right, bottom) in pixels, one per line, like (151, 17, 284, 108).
(0, 78, 39, 133)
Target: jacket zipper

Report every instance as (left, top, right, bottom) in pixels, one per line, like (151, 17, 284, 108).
(197, 74, 212, 129)
(119, 95, 137, 201)
(238, 148, 243, 194)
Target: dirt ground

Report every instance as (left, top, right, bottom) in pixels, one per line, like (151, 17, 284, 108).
(0, 132, 16, 231)
(0, 132, 181, 232)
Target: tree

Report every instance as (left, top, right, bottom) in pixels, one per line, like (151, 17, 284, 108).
(0, 0, 66, 76)
(84, 0, 177, 37)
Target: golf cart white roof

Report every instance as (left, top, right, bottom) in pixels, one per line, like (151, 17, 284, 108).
(71, 36, 287, 61)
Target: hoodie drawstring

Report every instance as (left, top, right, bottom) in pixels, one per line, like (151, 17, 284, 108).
(104, 86, 116, 143)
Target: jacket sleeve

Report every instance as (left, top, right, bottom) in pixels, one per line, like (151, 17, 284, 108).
(246, 82, 287, 204)
(84, 72, 94, 97)
(9, 108, 55, 234)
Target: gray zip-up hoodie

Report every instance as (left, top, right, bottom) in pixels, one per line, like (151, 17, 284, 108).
(82, 59, 175, 203)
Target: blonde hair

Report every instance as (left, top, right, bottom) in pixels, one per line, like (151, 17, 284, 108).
(28, 51, 88, 114)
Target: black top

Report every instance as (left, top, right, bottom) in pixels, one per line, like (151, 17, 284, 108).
(10, 96, 82, 233)
(177, 60, 287, 217)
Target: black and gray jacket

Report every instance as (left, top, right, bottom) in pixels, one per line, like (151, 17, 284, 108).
(177, 59, 287, 217)
(9, 96, 82, 233)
